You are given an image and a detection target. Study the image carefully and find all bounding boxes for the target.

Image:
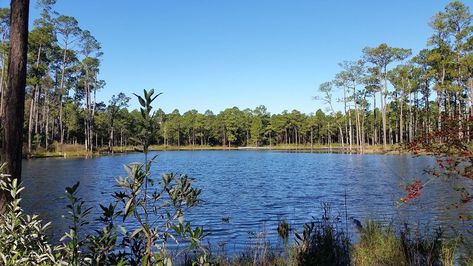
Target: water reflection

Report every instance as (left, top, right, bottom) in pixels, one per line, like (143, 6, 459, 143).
(22, 151, 473, 253)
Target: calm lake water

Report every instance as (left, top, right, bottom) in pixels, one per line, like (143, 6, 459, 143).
(21, 151, 473, 253)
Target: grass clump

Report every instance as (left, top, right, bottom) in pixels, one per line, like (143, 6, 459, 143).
(352, 220, 405, 266)
(293, 204, 351, 266)
(352, 221, 463, 266)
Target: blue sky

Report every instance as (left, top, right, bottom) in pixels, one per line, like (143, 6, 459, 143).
(29, 0, 472, 114)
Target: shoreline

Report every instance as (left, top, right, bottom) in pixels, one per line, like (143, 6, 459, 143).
(25, 144, 415, 159)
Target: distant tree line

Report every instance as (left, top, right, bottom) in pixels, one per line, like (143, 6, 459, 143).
(0, 1, 472, 153)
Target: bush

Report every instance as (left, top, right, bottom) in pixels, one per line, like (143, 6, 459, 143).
(0, 164, 64, 265)
(0, 162, 207, 265)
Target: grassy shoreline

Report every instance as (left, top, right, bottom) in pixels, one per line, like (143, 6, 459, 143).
(26, 143, 409, 159)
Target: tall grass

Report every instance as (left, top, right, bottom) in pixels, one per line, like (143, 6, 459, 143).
(293, 204, 351, 266)
(352, 221, 405, 265)
(352, 221, 463, 266)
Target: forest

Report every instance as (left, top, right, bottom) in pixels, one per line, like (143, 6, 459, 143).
(0, 1, 473, 154)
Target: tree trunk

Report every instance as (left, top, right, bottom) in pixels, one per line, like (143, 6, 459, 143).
(373, 94, 377, 145)
(27, 89, 35, 152)
(27, 45, 42, 153)
(0, 0, 30, 213)
(0, 56, 6, 119)
(35, 86, 40, 135)
(348, 109, 353, 150)
(110, 125, 114, 153)
(59, 43, 68, 144)
(45, 98, 49, 148)
(382, 72, 387, 149)
(353, 86, 361, 149)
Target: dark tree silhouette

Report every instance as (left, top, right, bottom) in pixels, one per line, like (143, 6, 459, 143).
(0, 0, 29, 213)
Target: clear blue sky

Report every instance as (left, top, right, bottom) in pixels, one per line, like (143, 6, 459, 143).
(29, 0, 472, 114)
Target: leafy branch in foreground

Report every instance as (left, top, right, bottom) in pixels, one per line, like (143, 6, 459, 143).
(78, 89, 207, 265)
(108, 89, 207, 265)
(0, 89, 207, 265)
(0, 163, 64, 265)
(113, 162, 205, 265)
(404, 116, 473, 220)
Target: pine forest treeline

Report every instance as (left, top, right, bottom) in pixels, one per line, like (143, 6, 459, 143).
(0, 1, 472, 153)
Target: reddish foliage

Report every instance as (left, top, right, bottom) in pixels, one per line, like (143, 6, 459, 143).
(400, 180, 423, 203)
(402, 115, 473, 218)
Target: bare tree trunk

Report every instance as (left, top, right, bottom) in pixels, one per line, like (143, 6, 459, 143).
(110, 126, 114, 153)
(348, 109, 353, 150)
(90, 80, 97, 151)
(360, 108, 365, 152)
(27, 89, 35, 152)
(1, 0, 29, 213)
(373, 94, 377, 145)
(27, 45, 42, 153)
(45, 101, 49, 148)
(382, 75, 387, 149)
(399, 91, 404, 144)
(353, 86, 361, 149)
(338, 126, 343, 149)
(58, 42, 69, 144)
(35, 86, 39, 135)
(328, 123, 332, 149)
(408, 85, 413, 143)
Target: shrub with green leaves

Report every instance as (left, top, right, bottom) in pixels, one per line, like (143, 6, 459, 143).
(0, 90, 208, 266)
(0, 163, 64, 265)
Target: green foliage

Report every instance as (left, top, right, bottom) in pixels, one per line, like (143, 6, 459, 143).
(0, 164, 64, 265)
(113, 161, 206, 264)
(0, 162, 206, 265)
(0, 89, 207, 265)
(250, 116, 263, 146)
(58, 182, 92, 265)
(131, 89, 162, 152)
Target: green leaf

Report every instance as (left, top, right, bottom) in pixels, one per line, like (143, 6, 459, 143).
(124, 198, 134, 221)
(134, 94, 146, 107)
(130, 227, 143, 238)
(151, 92, 163, 103)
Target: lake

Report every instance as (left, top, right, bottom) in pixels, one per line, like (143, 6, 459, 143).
(21, 151, 473, 253)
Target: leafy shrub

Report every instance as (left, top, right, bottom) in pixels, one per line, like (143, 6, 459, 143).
(0, 159, 207, 265)
(0, 164, 64, 265)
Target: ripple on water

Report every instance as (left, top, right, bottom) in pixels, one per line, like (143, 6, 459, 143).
(22, 151, 473, 254)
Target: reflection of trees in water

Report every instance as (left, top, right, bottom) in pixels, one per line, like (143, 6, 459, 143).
(21, 152, 468, 253)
